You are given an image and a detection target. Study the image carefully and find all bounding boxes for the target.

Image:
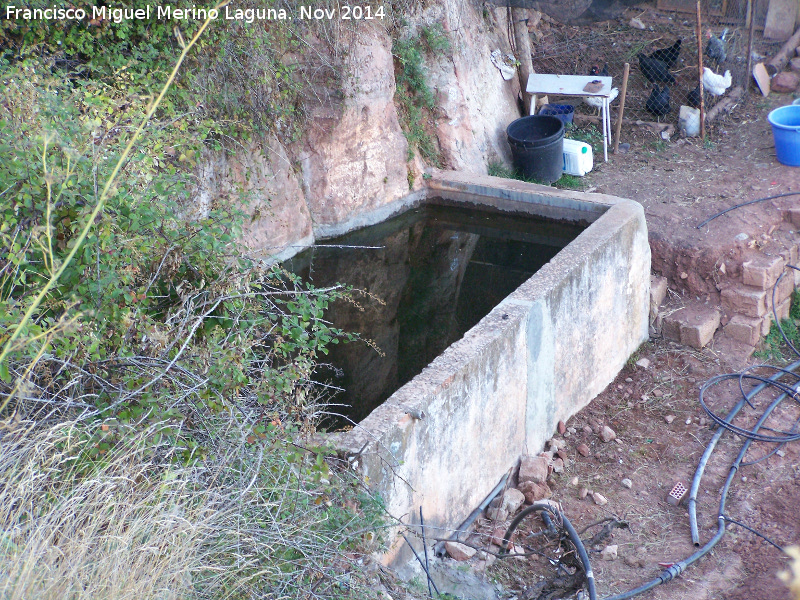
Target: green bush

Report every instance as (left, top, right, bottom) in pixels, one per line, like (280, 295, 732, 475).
(392, 25, 450, 165)
(0, 14, 387, 599)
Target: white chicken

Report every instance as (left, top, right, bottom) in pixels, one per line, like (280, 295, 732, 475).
(584, 87, 619, 115)
(702, 68, 732, 96)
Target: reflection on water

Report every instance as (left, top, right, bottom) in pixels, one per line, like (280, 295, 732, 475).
(284, 202, 585, 425)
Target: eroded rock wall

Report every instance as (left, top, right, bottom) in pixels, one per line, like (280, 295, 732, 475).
(198, 3, 524, 259)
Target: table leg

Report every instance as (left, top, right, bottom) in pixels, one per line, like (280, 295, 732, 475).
(602, 98, 609, 162)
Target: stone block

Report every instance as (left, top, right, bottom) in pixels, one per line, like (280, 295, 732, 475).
(724, 314, 763, 346)
(776, 296, 792, 322)
(680, 308, 721, 349)
(786, 207, 800, 227)
(663, 305, 722, 349)
(662, 313, 682, 342)
(762, 312, 773, 336)
(518, 455, 549, 484)
(779, 243, 799, 267)
(771, 71, 800, 93)
(650, 275, 668, 320)
(742, 255, 785, 289)
(772, 271, 796, 304)
(721, 285, 767, 318)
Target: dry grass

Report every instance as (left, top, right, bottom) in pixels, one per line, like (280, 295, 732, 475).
(0, 416, 378, 600)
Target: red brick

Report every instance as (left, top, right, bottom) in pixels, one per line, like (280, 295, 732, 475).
(742, 255, 785, 289)
(724, 314, 762, 346)
(721, 285, 767, 318)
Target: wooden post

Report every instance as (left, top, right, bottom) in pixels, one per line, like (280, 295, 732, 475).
(613, 63, 630, 153)
(747, 0, 757, 87)
(696, 0, 706, 141)
(766, 25, 800, 74)
(512, 8, 535, 115)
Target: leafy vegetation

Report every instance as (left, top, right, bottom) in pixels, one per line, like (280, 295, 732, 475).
(0, 6, 387, 598)
(392, 23, 450, 164)
(755, 290, 800, 362)
(487, 160, 587, 191)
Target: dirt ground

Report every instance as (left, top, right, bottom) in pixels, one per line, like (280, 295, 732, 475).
(477, 5, 800, 597)
(380, 5, 800, 598)
(480, 338, 800, 600)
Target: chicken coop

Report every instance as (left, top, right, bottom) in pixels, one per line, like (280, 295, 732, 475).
(496, 0, 782, 136)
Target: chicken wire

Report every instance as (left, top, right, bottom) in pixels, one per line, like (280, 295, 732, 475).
(510, 0, 764, 135)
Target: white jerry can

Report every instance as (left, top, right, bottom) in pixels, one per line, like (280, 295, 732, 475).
(562, 139, 593, 177)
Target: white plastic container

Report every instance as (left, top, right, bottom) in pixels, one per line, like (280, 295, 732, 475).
(562, 139, 593, 176)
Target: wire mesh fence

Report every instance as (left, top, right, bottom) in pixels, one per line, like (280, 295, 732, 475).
(504, 0, 770, 136)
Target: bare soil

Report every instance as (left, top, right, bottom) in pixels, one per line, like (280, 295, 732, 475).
(479, 3, 800, 596)
(383, 5, 800, 598)
(482, 4, 800, 597)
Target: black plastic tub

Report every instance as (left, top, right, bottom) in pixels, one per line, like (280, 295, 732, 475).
(506, 115, 564, 184)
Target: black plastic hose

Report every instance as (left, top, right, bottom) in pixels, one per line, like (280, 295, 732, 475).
(696, 192, 800, 229)
(501, 502, 597, 600)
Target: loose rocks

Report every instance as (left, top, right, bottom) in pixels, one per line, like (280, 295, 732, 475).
(446, 541, 476, 561)
(519, 455, 549, 484)
(599, 425, 617, 443)
(501, 488, 525, 514)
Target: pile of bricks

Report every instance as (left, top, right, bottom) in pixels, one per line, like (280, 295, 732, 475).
(722, 250, 799, 347)
(650, 210, 800, 352)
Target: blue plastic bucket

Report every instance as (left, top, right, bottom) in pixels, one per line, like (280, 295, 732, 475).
(768, 105, 800, 166)
(539, 104, 575, 125)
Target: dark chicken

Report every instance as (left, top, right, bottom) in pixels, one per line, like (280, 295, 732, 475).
(589, 63, 609, 77)
(648, 39, 681, 69)
(637, 53, 675, 85)
(646, 85, 670, 118)
(687, 84, 702, 108)
(705, 28, 727, 69)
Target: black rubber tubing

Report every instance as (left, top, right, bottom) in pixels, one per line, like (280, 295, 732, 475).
(501, 502, 598, 600)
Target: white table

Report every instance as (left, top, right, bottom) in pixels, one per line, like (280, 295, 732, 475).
(525, 74, 613, 162)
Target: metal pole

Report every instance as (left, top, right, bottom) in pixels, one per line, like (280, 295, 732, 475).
(696, 0, 706, 141)
(613, 62, 630, 153)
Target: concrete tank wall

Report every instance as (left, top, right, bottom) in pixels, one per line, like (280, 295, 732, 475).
(328, 171, 650, 565)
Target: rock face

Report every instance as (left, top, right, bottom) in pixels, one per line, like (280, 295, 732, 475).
(426, 3, 519, 171)
(194, 139, 314, 262)
(298, 26, 411, 227)
(771, 71, 800, 93)
(194, 6, 522, 259)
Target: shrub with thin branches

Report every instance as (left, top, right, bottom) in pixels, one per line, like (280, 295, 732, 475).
(0, 9, 387, 599)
